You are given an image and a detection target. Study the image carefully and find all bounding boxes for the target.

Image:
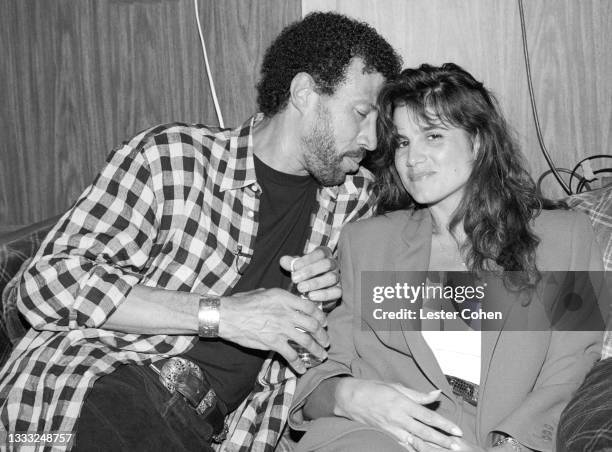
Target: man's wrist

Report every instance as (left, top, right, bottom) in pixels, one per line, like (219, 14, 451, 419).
(198, 295, 220, 337)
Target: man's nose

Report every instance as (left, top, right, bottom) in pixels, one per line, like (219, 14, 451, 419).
(357, 113, 378, 151)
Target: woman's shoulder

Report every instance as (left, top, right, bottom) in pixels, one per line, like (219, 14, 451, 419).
(342, 209, 424, 238)
(533, 208, 593, 237)
(338, 209, 426, 268)
(533, 208, 598, 270)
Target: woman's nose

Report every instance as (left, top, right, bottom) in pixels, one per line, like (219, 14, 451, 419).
(406, 143, 426, 166)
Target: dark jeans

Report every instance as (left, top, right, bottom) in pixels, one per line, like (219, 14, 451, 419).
(557, 358, 612, 451)
(73, 364, 214, 452)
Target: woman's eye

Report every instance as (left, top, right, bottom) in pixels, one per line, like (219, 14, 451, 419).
(398, 139, 410, 148)
(355, 109, 367, 118)
(427, 133, 443, 140)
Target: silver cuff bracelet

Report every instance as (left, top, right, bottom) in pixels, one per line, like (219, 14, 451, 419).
(198, 295, 220, 337)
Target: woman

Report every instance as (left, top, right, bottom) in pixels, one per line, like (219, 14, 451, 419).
(287, 64, 606, 452)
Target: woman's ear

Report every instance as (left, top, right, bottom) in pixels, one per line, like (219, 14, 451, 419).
(289, 72, 318, 115)
(472, 132, 481, 158)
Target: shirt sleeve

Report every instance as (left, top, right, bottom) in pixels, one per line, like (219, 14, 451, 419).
(16, 133, 162, 331)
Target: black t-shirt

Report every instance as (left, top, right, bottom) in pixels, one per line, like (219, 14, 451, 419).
(183, 155, 318, 411)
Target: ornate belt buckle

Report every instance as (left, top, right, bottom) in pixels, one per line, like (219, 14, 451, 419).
(446, 375, 479, 406)
(158, 357, 219, 414)
(154, 357, 227, 441)
(158, 357, 204, 393)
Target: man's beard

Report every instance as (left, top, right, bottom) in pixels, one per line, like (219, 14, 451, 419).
(301, 104, 349, 187)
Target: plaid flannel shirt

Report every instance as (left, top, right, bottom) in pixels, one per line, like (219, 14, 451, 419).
(0, 114, 375, 451)
(567, 185, 612, 359)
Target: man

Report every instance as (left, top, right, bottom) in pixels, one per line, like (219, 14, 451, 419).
(0, 12, 401, 452)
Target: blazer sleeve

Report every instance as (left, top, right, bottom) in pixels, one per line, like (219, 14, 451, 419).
(492, 212, 608, 451)
(288, 226, 360, 431)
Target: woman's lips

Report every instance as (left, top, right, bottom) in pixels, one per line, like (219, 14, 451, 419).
(408, 170, 437, 181)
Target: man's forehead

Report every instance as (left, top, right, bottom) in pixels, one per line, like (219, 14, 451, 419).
(335, 58, 385, 103)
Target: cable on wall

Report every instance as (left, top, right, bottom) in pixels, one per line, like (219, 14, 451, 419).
(569, 155, 612, 193)
(194, 0, 225, 128)
(517, 0, 572, 195)
(519, 0, 612, 194)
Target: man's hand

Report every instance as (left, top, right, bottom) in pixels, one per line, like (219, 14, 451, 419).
(334, 378, 464, 450)
(218, 288, 329, 373)
(279, 246, 340, 302)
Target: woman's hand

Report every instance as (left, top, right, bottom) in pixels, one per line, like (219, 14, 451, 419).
(406, 436, 490, 452)
(334, 378, 464, 450)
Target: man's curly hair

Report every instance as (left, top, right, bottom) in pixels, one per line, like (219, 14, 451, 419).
(257, 12, 402, 117)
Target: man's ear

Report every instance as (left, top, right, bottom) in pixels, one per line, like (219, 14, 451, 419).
(289, 72, 318, 115)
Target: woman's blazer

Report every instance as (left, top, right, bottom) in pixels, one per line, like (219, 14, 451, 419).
(289, 208, 607, 451)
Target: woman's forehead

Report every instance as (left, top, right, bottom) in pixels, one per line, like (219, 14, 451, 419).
(392, 102, 448, 128)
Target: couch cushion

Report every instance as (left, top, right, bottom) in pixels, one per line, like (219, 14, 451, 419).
(0, 215, 61, 362)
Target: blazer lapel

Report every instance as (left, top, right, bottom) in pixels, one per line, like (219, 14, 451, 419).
(386, 209, 456, 398)
(479, 274, 521, 388)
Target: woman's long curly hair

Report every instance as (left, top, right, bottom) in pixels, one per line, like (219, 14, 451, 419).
(368, 63, 565, 289)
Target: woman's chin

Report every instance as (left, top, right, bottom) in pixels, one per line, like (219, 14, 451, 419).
(407, 192, 436, 206)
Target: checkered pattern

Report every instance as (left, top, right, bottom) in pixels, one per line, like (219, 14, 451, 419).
(567, 186, 612, 359)
(557, 357, 612, 451)
(567, 185, 612, 271)
(0, 114, 375, 451)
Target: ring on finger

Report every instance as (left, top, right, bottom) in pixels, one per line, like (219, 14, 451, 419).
(402, 432, 414, 445)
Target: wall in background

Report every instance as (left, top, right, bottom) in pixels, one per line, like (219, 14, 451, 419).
(304, 0, 612, 199)
(0, 0, 300, 229)
(2, 0, 610, 229)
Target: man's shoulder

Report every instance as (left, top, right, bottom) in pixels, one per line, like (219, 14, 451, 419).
(112, 122, 236, 168)
(131, 122, 229, 152)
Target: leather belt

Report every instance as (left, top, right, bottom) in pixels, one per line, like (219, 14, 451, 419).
(150, 357, 228, 443)
(446, 375, 479, 406)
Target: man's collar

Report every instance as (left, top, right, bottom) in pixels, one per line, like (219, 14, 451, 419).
(321, 166, 375, 200)
(219, 114, 263, 192)
(219, 113, 374, 199)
